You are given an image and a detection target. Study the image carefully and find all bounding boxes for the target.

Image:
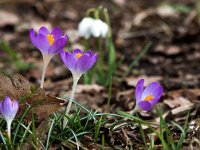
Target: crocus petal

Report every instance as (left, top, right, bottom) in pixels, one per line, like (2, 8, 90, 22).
(73, 49, 83, 55)
(89, 54, 98, 68)
(142, 82, 161, 100)
(35, 33, 50, 54)
(30, 26, 67, 56)
(72, 49, 83, 58)
(0, 101, 3, 115)
(61, 51, 76, 72)
(135, 79, 144, 104)
(48, 37, 67, 54)
(61, 49, 97, 77)
(38, 26, 50, 35)
(149, 98, 160, 106)
(75, 54, 91, 73)
(138, 101, 152, 111)
(0, 97, 18, 123)
(12, 100, 19, 115)
(2, 96, 13, 117)
(85, 50, 93, 58)
(149, 86, 163, 105)
(0, 101, 2, 111)
(29, 29, 37, 47)
(51, 27, 62, 41)
(152, 85, 163, 99)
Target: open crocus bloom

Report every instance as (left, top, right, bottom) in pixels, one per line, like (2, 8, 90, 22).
(0, 96, 18, 126)
(30, 26, 67, 88)
(135, 79, 163, 111)
(60, 49, 98, 79)
(30, 26, 67, 57)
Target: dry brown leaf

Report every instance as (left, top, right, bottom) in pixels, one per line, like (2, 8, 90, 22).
(125, 75, 162, 87)
(156, 4, 177, 18)
(133, 9, 155, 26)
(75, 84, 104, 93)
(25, 90, 64, 122)
(116, 89, 134, 110)
(0, 73, 31, 100)
(113, 0, 126, 7)
(171, 104, 194, 115)
(163, 89, 199, 121)
(0, 73, 63, 122)
(0, 10, 19, 27)
(155, 45, 182, 55)
(164, 96, 192, 109)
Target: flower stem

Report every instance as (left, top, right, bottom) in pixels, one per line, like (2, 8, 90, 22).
(40, 63, 47, 89)
(40, 54, 52, 88)
(124, 106, 139, 121)
(112, 106, 140, 130)
(129, 106, 139, 115)
(7, 121, 11, 143)
(63, 76, 80, 128)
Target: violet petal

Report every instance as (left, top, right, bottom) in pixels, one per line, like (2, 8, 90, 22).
(75, 54, 91, 73)
(48, 37, 67, 54)
(38, 26, 49, 35)
(135, 79, 144, 104)
(142, 82, 160, 100)
(138, 101, 152, 111)
(51, 27, 62, 41)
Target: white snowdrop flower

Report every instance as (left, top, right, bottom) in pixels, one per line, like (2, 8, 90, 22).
(90, 19, 109, 38)
(78, 17, 94, 39)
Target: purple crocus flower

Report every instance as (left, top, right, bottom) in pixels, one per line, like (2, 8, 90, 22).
(61, 49, 97, 126)
(135, 79, 163, 111)
(0, 96, 19, 139)
(29, 26, 67, 88)
(60, 49, 98, 79)
(29, 26, 67, 56)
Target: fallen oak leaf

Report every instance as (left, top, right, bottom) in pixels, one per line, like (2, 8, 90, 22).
(0, 73, 65, 149)
(0, 73, 31, 100)
(0, 10, 19, 27)
(20, 89, 64, 122)
(171, 104, 194, 116)
(0, 73, 64, 122)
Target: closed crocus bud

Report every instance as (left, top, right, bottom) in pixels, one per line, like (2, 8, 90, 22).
(0, 96, 19, 139)
(90, 19, 109, 38)
(135, 79, 163, 111)
(78, 17, 94, 39)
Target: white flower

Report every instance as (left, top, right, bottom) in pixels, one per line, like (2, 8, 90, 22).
(78, 17, 109, 39)
(90, 19, 108, 38)
(78, 17, 94, 39)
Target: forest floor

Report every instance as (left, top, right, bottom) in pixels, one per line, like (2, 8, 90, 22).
(0, 0, 200, 149)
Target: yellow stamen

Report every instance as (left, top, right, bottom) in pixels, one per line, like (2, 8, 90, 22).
(76, 53, 83, 59)
(47, 34, 54, 46)
(144, 94, 154, 101)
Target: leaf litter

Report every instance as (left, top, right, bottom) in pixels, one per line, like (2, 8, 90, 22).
(1, 0, 200, 149)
